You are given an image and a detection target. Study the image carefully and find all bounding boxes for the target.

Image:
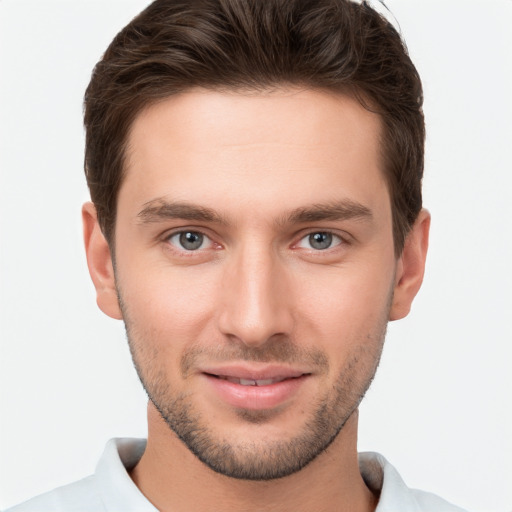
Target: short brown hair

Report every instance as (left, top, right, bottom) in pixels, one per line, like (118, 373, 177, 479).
(84, 0, 424, 254)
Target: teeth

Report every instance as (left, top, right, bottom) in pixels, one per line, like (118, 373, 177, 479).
(255, 378, 275, 386)
(240, 378, 257, 386)
(219, 376, 288, 386)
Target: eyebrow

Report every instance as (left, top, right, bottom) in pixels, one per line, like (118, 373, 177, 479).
(280, 200, 373, 226)
(137, 198, 373, 226)
(137, 199, 227, 225)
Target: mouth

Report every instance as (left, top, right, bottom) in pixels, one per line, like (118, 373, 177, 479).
(207, 374, 302, 386)
(201, 366, 311, 410)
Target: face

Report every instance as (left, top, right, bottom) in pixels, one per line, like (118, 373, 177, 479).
(85, 88, 427, 480)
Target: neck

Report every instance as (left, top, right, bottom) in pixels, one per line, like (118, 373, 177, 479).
(130, 403, 377, 512)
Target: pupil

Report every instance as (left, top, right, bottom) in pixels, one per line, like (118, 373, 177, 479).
(179, 232, 203, 250)
(310, 232, 332, 250)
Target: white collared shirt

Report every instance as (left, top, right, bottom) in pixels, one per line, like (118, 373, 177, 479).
(6, 438, 468, 512)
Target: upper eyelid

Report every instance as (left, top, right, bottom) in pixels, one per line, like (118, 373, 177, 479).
(163, 228, 217, 251)
(295, 231, 345, 248)
(294, 228, 351, 244)
(160, 227, 352, 248)
(163, 226, 213, 240)
(160, 231, 219, 262)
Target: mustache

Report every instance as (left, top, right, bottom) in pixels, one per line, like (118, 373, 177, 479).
(181, 336, 329, 377)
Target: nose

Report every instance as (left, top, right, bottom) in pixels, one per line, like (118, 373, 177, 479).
(217, 243, 294, 347)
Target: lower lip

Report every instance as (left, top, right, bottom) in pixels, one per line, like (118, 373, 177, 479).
(203, 374, 308, 410)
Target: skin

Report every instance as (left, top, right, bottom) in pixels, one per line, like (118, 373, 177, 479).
(83, 88, 430, 512)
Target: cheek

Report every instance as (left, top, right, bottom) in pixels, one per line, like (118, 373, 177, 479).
(294, 263, 394, 347)
(117, 260, 220, 345)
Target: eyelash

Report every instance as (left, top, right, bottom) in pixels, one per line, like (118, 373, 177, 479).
(163, 228, 349, 255)
(164, 229, 218, 254)
(295, 231, 345, 251)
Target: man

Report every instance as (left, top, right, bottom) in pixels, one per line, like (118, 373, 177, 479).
(6, 0, 468, 510)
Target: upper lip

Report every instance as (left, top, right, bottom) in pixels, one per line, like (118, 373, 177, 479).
(200, 364, 309, 381)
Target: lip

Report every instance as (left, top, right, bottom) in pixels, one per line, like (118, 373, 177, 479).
(201, 364, 311, 410)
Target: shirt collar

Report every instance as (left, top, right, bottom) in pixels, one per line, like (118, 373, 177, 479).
(359, 451, 422, 511)
(95, 439, 422, 511)
(95, 438, 157, 512)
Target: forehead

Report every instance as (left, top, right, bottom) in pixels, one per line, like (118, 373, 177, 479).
(121, 88, 387, 221)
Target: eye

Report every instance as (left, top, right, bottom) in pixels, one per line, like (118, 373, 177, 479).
(297, 232, 343, 250)
(168, 231, 211, 251)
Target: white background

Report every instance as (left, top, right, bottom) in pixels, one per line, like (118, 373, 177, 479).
(0, 1, 511, 510)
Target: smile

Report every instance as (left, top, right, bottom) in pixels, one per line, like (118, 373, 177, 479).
(201, 367, 311, 410)
(214, 375, 292, 386)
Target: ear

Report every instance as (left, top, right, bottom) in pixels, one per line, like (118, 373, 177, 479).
(389, 209, 430, 321)
(82, 202, 123, 320)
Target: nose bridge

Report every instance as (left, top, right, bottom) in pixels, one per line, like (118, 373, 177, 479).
(218, 238, 292, 346)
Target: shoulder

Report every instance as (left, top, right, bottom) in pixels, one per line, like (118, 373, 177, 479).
(4, 438, 151, 512)
(4, 476, 103, 512)
(359, 452, 469, 512)
(408, 488, 469, 512)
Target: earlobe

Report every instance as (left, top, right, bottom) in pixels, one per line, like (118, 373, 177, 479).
(389, 209, 430, 321)
(82, 202, 123, 320)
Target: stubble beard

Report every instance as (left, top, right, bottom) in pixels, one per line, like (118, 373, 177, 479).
(116, 268, 392, 481)
(122, 319, 387, 482)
